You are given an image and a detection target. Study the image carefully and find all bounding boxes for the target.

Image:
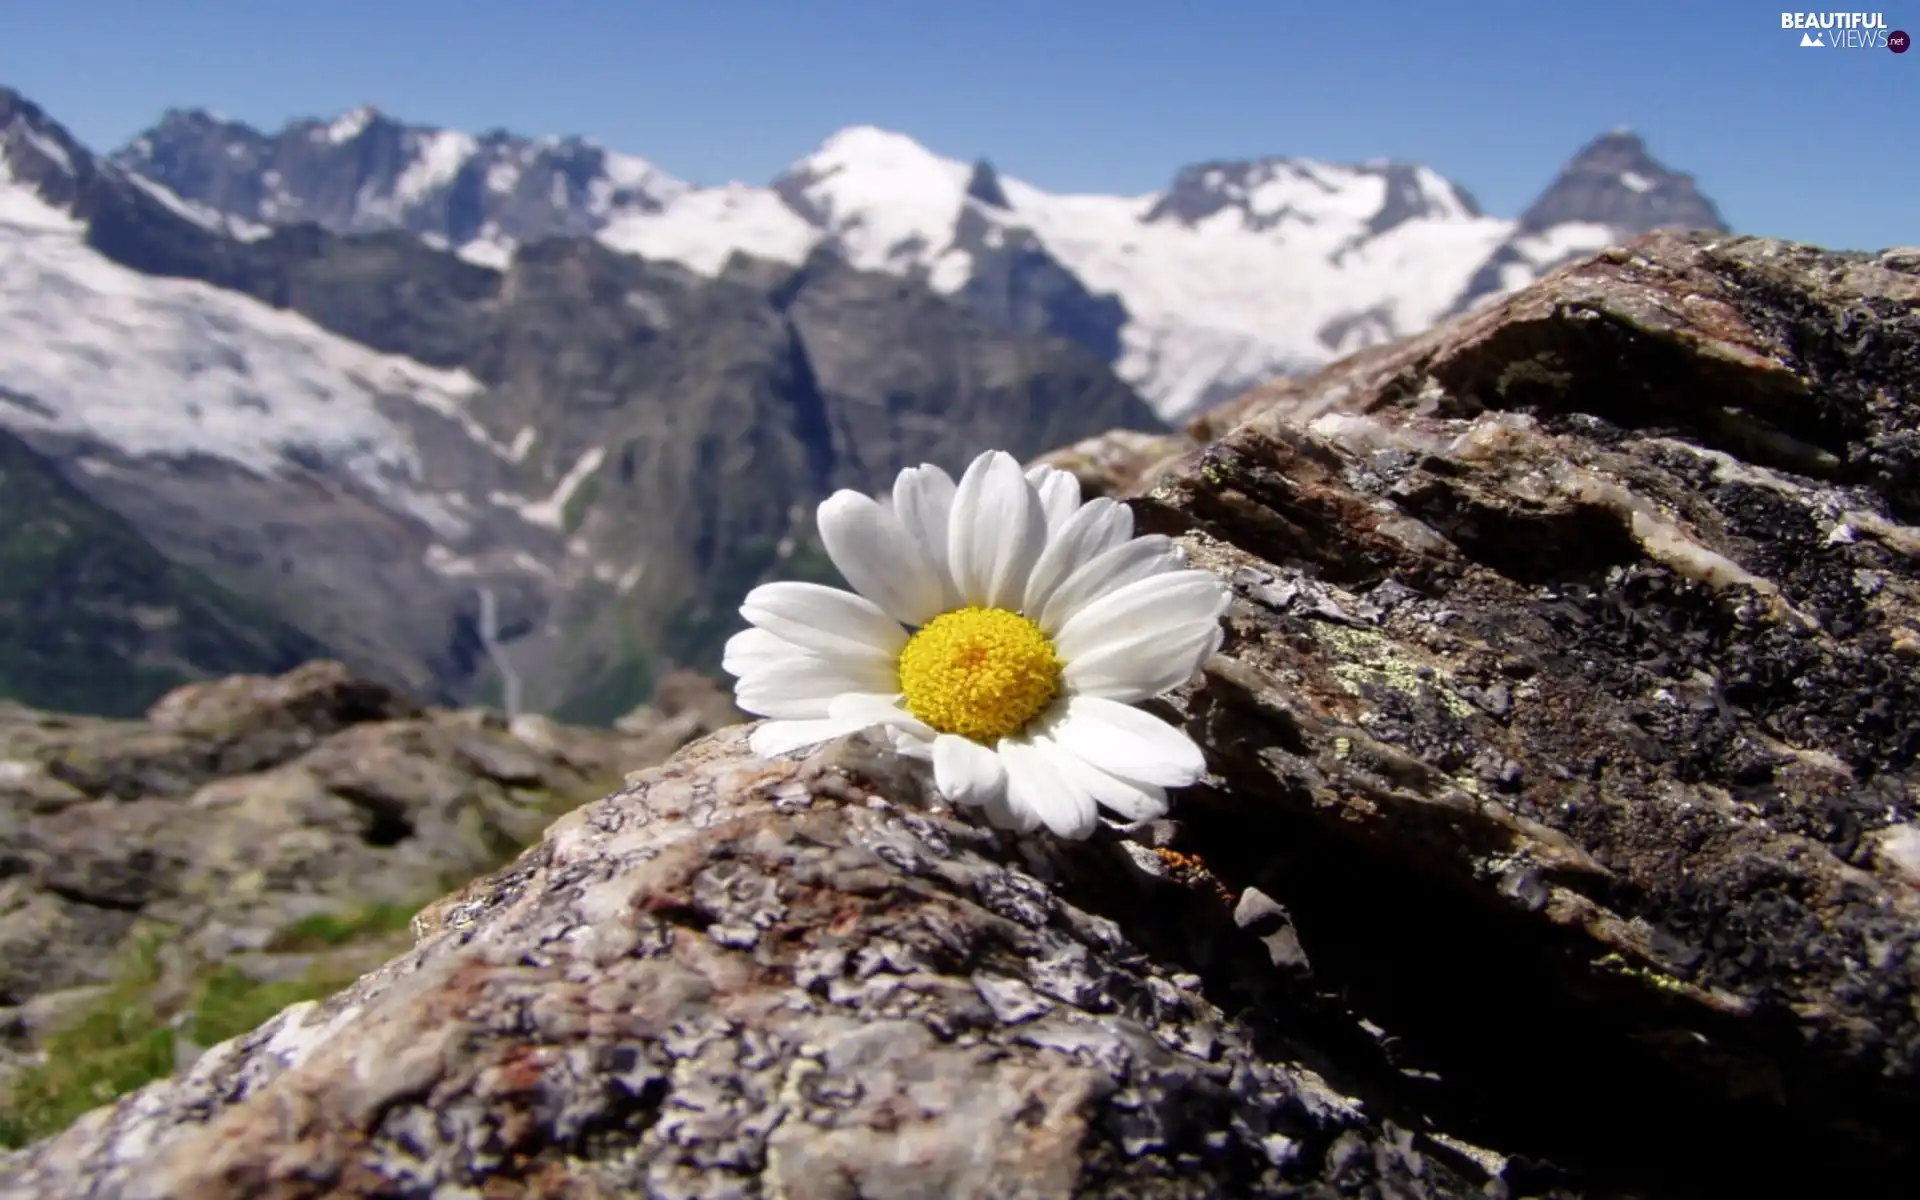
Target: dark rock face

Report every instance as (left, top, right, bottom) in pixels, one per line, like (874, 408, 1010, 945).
(1516, 130, 1727, 237)
(0, 429, 326, 717)
(964, 158, 1011, 209)
(6, 234, 1913, 1197)
(1169, 231, 1920, 1194)
(949, 204, 1130, 365)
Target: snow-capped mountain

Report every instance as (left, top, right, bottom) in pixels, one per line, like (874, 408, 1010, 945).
(1, 85, 1157, 720)
(117, 110, 1731, 420)
(115, 105, 688, 268)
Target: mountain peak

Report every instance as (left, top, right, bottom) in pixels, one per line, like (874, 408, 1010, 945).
(320, 104, 386, 145)
(965, 158, 1010, 209)
(0, 88, 95, 228)
(771, 126, 969, 267)
(1517, 130, 1726, 235)
(809, 124, 938, 164)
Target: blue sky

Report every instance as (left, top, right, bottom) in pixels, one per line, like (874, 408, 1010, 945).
(2, 0, 1913, 250)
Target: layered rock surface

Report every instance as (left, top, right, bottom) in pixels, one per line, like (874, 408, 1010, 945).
(6, 231, 1918, 1197)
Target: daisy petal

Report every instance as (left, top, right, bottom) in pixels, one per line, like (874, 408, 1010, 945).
(1029, 495, 1128, 618)
(734, 663, 897, 718)
(893, 464, 961, 609)
(1022, 497, 1133, 618)
(748, 716, 864, 758)
(948, 451, 1047, 610)
(1001, 737, 1099, 839)
(722, 627, 808, 678)
(1054, 569, 1230, 664)
(726, 627, 901, 692)
(883, 725, 935, 761)
(745, 693, 929, 758)
(1035, 736, 1171, 822)
(981, 786, 1042, 833)
(1025, 465, 1083, 537)
(1035, 535, 1182, 633)
(817, 490, 947, 626)
(1048, 695, 1207, 788)
(741, 582, 907, 663)
(933, 733, 1008, 810)
(1064, 618, 1221, 703)
(826, 692, 936, 742)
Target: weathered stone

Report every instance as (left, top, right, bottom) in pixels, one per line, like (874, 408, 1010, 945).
(0, 665, 720, 1016)
(1139, 230, 1920, 1194)
(7, 230, 1919, 1197)
(0, 728, 1481, 1199)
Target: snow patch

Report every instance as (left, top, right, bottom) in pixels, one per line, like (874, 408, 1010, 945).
(323, 106, 378, 144)
(600, 184, 818, 273)
(0, 224, 481, 537)
(395, 130, 477, 205)
(424, 544, 481, 577)
(124, 172, 271, 241)
(1508, 221, 1617, 268)
(0, 159, 81, 232)
(1619, 170, 1653, 194)
(498, 445, 606, 530)
(512, 551, 555, 579)
(783, 125, 972, 271)
(508, 426, 537, 462)
(486, 160, 521, 193)
(996, 171, 1512, 415)
(457, 233, 514, 269)
(597, 150, 688, 208)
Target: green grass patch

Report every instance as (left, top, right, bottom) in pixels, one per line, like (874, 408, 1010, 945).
(0, 907, 418, 1149)
(0, 941, 174, 1148)
(263, 901, 421, 952)
(551, 645, 656, 728)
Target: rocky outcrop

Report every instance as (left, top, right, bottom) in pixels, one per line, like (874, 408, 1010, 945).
(1, 726, 1485, 1199)
(0, 663, 737, 1051)
(7, 230, 1918, 1197)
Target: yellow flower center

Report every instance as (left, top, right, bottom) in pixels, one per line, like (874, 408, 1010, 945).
(897, 607, 1062, 743)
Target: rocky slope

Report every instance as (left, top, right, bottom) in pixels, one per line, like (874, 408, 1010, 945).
(4, 230, 1913, 1197)
(113, 104, 1730, 419)
(0, 660, 741, 1143)
(0, 428, 325, 716)
(1, 87, 1160, 721)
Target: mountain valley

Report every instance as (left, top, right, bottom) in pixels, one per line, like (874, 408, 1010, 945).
(0, 84, 1729, 722)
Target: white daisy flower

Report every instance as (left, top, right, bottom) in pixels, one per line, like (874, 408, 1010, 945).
(723, 449, 1229, 839)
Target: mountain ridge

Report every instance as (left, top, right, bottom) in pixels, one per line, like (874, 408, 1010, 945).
(111, 105, 1733, 419)
(1, 86, 1161, 722)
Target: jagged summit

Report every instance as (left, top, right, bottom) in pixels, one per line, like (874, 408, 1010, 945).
(1517, 129, 1726, 235)
(110, 103, 686, 259)
(965, 158, 1010, 209)
(103, 94, 1729, 417)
